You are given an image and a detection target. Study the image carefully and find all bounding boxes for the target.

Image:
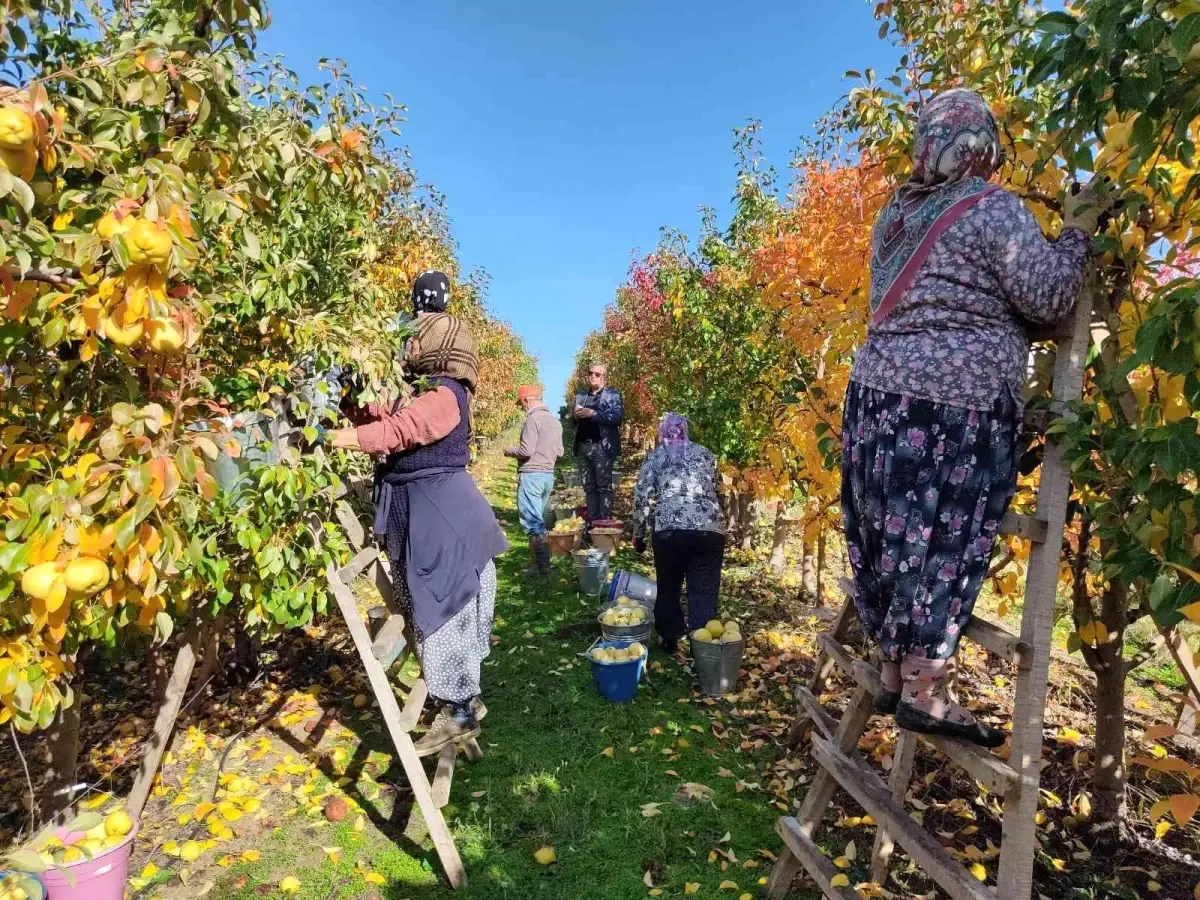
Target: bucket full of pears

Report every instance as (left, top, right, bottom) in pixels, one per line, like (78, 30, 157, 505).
(689, 617, 745, 696)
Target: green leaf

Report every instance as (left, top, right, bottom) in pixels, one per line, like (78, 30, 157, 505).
(1150, 574, 1174, 610)
(5, 848, 49, 873)
(154, 610, 173, 645)
(65, 811, 102, 834)
(11, 178, 34, 213)
(243, 229, 261, 260)
(114, 508, 138, 551)
(1172, 13, 1200, 56)
(1035, 11, 1078, 35)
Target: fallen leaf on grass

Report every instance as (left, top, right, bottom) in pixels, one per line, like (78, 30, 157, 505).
(674, 782, 714, 806)
(719, 880, 739, 890)
(830, 874, 850, 887)
(535, 846, 557, 865)
(279, 876, 302, 894)
(641, 803, 663, 817)
(241, 850, 260, 862)
(601, 747, 614, 758)
(717, 768, 734, 778)
(644, 870, 655, 887)
(364, 872, 386, 885)
(685, 884, 700, 894)
(969, 862, 987, 881)
(649, 891, 663, 897)
(354, 814, 365, 832)
(834, 856, 850, 869)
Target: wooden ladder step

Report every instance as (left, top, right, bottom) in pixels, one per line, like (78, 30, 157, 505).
(339, 546, 382, 584)
(775, 817, 860, 900)
(963, 616, 1031, 667)
(999, 511, 1048, 544)
(793, 686, 836, 742)
(811, 736, 993, 900)
(397, 678, 428, 732)
(817, 635, 1019, 794)
(371, 615, 409, 669)
(431, 742, 457, 808)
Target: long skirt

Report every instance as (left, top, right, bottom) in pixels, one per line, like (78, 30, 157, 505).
(394, 560, 497, 703)
(840, 383, 1020, 662)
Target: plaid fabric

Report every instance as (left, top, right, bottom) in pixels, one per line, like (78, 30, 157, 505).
(413, 313, 478, 392)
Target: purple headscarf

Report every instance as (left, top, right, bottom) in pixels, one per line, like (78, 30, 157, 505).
(659, 413, 689, 461)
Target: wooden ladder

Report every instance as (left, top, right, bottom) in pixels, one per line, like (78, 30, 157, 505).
(324, 487, 482, 889)
(767, 282, 1095, 900)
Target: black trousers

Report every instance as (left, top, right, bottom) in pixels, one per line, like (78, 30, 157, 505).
(652, 529, 726, 641)
(578, 441, 615, 519)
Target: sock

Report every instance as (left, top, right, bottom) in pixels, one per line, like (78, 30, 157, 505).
(900, 656, 976, 726)
(880, 660, 901, 694)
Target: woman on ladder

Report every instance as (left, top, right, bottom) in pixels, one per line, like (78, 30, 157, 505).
(632, 413, 726, 655)
(843, 89, 1114, 747)
(329, 280, 508, 756)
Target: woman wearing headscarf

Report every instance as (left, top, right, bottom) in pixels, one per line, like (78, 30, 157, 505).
(631, 414, 726, 654)
(843, 88, 1115, 747)
(329, 311, 508, 755)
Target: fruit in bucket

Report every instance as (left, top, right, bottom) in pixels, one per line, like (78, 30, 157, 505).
(552, 516, 583, 533)
(592, 643, 645, 663)
(692, 627, 713, 642)
(616, 595, 632, 607)
(704, 619, 725, 638)
(692, 621, 742, 643)
(601, 604, 647, 627)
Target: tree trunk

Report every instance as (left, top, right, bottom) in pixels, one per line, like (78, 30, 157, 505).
(815, 528, 826, 607)
(737, 495, 753, 551)
(149, 642, 171, 707)
(191, 614, 226, 693)
(726, 490, 741, 538)
(1091, 647, 1127, 836)
(39, 678, 82, 826)
(769, 504, 789, 571)
(127, 632, 198, 824)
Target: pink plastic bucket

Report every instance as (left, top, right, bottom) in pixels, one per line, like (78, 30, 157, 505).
(37, 829, 135, 900)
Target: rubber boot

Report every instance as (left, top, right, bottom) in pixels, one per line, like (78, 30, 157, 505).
(531, 534, 552, 575)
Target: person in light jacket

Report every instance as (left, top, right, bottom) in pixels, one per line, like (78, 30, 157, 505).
(505, 384, 564, 573)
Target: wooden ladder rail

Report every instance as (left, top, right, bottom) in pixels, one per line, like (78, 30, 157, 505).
(325, 485, 481, 889)
(767, 281, 1095, 900)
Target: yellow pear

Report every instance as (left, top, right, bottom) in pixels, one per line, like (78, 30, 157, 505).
(65, 557, 110, 595)
(102, 314, 143, 347)
(704, 619, 725, 637)
(692, 628, 714, 643)
(104, 809, 133, 837)
(145, 317, 184, 353)
(124, 219, 174, 268)
(20, 561, 63, 600)
(0, 108, 34, 150)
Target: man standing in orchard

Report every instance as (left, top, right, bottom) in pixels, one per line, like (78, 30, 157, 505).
(571, 362, 625, 521)
(505, 385, 564, 574)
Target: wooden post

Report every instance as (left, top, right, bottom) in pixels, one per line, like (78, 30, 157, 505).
(997, 280, 1094, 900)
(127, 633, 198, 824)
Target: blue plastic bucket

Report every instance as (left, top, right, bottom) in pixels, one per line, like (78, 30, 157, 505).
(590, 639, 646, 703)
(606, 569, 657, 612)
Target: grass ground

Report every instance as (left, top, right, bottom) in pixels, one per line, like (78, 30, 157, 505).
(3, 436, 1198, 899)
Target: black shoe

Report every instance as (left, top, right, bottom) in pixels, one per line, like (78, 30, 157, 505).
(874, 690, 900, 714)
(895, 703, 1007, 748)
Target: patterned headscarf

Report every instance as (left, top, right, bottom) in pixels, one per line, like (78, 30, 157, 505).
(412, 312, 478, 392)
(411, 270, 450, 315)
(869, 89, 1003, 326)
(659, 413, 689, 461)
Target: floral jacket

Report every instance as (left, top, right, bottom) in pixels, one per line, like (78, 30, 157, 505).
(632, 442, 725, 541)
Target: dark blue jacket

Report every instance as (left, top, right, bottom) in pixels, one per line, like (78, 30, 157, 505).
(572, 387, 624, 459)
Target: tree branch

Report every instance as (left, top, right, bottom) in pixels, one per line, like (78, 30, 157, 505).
(8, 266, 81, 287)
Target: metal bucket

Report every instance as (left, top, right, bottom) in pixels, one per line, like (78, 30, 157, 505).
(690, 637, 745, 696)
(573, 549, 610, 595)
(597, 606, 653, 644)
(605, 570, 657, 612)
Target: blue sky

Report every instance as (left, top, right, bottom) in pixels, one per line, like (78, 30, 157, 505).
(259, 1, 900, 409)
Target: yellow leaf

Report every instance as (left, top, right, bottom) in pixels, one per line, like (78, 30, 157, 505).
(1076, 793, 1092, 818)
(739, 895, 752, 900)
(353, 814, 365, 832)
(601, 747, 614, 758)
(364, 872, 386, 885)
(970, 862, 988, 881)
(139, 862, 159, 879)
(279, 876, 301, 894)
(1155, 820, 1173, 839)
(534, 846, 557, 865)
(685, 884, 700, 894)
(719, 880, 739, 889)
(1179, 601, 1200, 624)
(53, 211, 74, 231)
(641, 803, 662, 817)
(834, 856, 850, 868)
(830, 874, 851, 887)
(241, 850, 261, 862)
(649, 892, 663, 898)
(193, 801, 216, 821)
